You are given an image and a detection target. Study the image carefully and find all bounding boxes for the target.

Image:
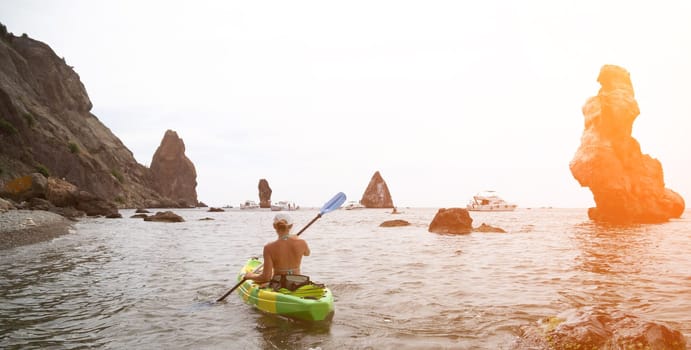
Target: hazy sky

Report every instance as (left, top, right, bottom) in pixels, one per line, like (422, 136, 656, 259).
(2, 1, 690, 208)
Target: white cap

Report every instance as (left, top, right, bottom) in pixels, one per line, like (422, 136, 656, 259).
(273, 213, 293, 225)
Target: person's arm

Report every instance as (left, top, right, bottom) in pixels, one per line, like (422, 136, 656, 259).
(303, 240, 311, 257)
(245, 246, 273, 283)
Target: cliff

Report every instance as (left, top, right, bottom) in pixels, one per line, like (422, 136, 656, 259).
(0, 24, 187, 208)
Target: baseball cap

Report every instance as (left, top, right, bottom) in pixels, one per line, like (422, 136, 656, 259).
(273, 213, 293, 225)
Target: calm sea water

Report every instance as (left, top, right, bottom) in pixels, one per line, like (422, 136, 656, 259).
(1, 208, 689, 349)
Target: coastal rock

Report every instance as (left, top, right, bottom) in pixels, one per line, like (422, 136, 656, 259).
(45, 177, 79, 207)
(512, 308, 686, 350)
(474, 223, 506, 233)
(0, 197, 15, 211)
(258, 179, 272, 208)
(143, 211, 184, 222)
(360, 171, 394, 208)
(1, 173, 48, 202)
(208, 207, 224, 212)
(150, 130, 198, 207)
(569, 65, 685, 223)
(380, 219, 410, 227)
(428, 208, 473, 234)
(2, 174, 117, 218)
(74, 190, 119, 217)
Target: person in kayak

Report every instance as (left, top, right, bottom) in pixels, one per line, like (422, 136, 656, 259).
(244, 213, 311, 283)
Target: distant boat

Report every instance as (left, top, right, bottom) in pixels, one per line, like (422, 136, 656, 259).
(270, 201, 299, 211)
(240, 200, 260, 209)
(343, 201, 365, 210)
(466, 191, 517, 212)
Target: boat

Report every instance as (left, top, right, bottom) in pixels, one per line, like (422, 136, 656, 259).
(466, 191, 517, 211)
(240, 200, 259, 209)
(343, 201, 365, 210)
(236, 258, 334, 322)
(270, 201, 299, 211)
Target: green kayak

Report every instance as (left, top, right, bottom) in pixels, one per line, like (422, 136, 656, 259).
(237, 258, 335, 322)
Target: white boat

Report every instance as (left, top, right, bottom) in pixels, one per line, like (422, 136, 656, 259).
(240, 200, 260, 209)
(343, 201, 365, 210)
(466, 191, 517, 212)
(270, 201, 298, 211)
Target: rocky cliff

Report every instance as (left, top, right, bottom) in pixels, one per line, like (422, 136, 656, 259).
(150, 130, 198, 207)
(569, 65, 685, 223)
(0, 23, 189, 208)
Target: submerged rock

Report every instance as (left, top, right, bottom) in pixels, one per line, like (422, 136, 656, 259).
(143, 211, 184, 222)
(512, 308, 686, 350)
(379, 219, 410, 227)
(428, 208, 473, 234)
(474, 223, 506, 233)
(569, 65, 685, 224)
(360, 171, 394, 208)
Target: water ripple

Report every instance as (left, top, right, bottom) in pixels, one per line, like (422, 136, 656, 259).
(1, 208, 689, 349)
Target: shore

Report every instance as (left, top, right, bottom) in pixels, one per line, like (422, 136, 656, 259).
(0, 210, 75, 250)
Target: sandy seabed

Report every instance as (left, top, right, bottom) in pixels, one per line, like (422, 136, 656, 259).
(0, 210, 74, 250)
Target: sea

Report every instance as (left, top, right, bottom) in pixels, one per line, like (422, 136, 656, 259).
(1, 207, 689, 349)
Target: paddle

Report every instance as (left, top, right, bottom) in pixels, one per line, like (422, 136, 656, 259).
(216, 192, 346, 303)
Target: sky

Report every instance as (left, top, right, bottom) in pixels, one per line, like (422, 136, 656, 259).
(1, 1, 690, 208)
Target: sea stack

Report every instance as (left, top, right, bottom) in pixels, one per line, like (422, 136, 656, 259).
(360, 171, 394, 208)
(150, 130, 198, 207)
(258, 179, 272, 208)
(569, 65, 685, 224)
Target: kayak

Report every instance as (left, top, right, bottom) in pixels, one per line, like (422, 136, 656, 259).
(236, 258, 335, 322)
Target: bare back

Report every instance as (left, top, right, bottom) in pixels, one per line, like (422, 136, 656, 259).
(263, 236, 310, 276)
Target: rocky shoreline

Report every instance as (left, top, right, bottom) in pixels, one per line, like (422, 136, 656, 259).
(0, 209, 74, 250)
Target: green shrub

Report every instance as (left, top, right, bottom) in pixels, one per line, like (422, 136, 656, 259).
(23, 113, 35, 127)
(111, 169, 124, 183)
(114, 196, 125, 204)
(35, 164, 50, 177)
(68, 142, 79, 154)
(0, 118, 18, 135)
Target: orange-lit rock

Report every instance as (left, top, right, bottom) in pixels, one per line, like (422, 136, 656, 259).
(428, 208, 473, 234)
(360, 171, 394, 208)
(569, 65, 685, 224)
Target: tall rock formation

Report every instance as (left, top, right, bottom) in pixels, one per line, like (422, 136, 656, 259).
(150, 130, 198, 207)
(360, 171, 394, 208)
(258, 179, 272, 208)
(569, 65, 685, 224)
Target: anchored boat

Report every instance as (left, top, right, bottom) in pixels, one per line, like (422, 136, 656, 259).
(467, 191, 517, 211)
(240, 200, 260, 209)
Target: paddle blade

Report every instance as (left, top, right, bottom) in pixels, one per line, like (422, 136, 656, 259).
(320, 192, 347, 215)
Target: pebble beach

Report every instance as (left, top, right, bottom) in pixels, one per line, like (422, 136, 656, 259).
(0, 210, 74, 250)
